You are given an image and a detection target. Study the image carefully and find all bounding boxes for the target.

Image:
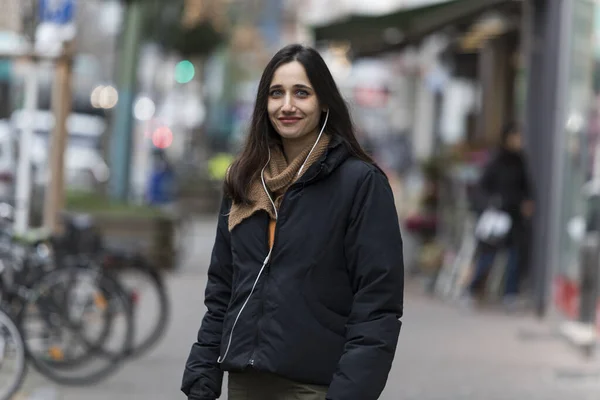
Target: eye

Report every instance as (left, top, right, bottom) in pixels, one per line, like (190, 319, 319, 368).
(269, 89, 283, 97)
(295, 89, 310, 98)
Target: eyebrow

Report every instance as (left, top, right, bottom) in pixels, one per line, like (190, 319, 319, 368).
(269, 84, 313, 91)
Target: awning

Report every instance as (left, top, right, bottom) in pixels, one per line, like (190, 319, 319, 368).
(312, 0, 521, 57)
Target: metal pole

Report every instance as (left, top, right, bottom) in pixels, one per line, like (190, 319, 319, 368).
(526, 0, 573, 318)
(576, 90, 600, 357)
(109, 0, 145, 201)
(14, 59, 38, 234)
(578, 209, 600, 357)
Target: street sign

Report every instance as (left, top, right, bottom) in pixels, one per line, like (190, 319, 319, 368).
(35, 0, 76, 56)
(39, 0, 75, 25)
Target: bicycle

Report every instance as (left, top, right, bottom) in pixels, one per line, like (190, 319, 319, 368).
(0, 224, 135, 386)
(0, 307, 26, 400)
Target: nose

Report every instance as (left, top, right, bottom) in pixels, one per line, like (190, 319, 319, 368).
(281, 94, 295, 113)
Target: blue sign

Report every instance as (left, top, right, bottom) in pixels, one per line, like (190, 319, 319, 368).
(39, 0, 75, 25)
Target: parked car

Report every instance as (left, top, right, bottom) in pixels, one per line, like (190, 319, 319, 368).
(11, 109, 109, 191)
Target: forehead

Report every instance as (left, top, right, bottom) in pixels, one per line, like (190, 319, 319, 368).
(270, 61, 312, 87)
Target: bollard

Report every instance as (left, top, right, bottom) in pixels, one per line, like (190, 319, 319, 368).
(578, 194, 600, 357)
(579, 234, 600, 323)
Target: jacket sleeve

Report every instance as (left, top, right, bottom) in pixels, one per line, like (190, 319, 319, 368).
(181, 197, 233, 400)
(327, 169, 404, 400)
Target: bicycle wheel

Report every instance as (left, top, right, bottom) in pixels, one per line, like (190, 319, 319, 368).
(103, 254, 170, 358)
(18, 267, 133, 386)
(24, 268, 115, 370)
(0, 308, 27, 400)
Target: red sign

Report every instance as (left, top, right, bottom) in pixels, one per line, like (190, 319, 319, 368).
(353, 87, 390, 108)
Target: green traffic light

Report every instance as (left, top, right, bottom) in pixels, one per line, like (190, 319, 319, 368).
(175, 60, 195, 83)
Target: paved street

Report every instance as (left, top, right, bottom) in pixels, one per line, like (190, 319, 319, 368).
(14, 217, 600, 399)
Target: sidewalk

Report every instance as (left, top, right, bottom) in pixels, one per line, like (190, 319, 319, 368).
(388, 284, 600, 400)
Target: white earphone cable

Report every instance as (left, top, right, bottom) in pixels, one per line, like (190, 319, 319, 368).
(297, 109, 329, 178)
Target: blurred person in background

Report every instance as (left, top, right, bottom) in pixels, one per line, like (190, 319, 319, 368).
(466, 122, 533, 310)
(182, 44, 404, 400)
(147, 149, 175, 207)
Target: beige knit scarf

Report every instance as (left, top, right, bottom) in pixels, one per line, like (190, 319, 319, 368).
(228, 134, 331, 231)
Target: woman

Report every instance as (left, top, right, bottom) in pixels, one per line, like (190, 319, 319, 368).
(467, 123, 533, 308)
(181, 44, 404, 400)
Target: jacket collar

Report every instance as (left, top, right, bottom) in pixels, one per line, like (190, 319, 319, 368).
(295, 134, 351, 186)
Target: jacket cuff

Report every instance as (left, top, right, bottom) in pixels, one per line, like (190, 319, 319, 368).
(187, 383, 217, 400)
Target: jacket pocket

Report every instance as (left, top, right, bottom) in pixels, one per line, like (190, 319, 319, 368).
(302, 267, 348, 337)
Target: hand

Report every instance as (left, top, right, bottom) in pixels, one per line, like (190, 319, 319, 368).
(521, 200, 534, 218)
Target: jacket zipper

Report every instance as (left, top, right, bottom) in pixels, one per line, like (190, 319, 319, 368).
(249, 204, 284, 366)
(249, 258, 270, 366)
(221, 168, 321, 366)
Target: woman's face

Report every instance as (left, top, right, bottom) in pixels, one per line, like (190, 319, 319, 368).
(267, 61, 322, 142)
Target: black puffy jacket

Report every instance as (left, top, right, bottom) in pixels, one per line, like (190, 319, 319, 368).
(182, 137, 404, 400)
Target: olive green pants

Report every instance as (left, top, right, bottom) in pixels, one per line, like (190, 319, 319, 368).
(228, 370, 328, 400)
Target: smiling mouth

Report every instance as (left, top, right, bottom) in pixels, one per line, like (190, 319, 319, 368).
(278, 117, 301, 124)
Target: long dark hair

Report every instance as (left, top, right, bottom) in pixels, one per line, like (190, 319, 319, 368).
(225, 44, 374, 205)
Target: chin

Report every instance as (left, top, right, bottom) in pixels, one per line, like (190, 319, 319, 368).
(275, 127, 303, 139)
(278, 131, 302, 140)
